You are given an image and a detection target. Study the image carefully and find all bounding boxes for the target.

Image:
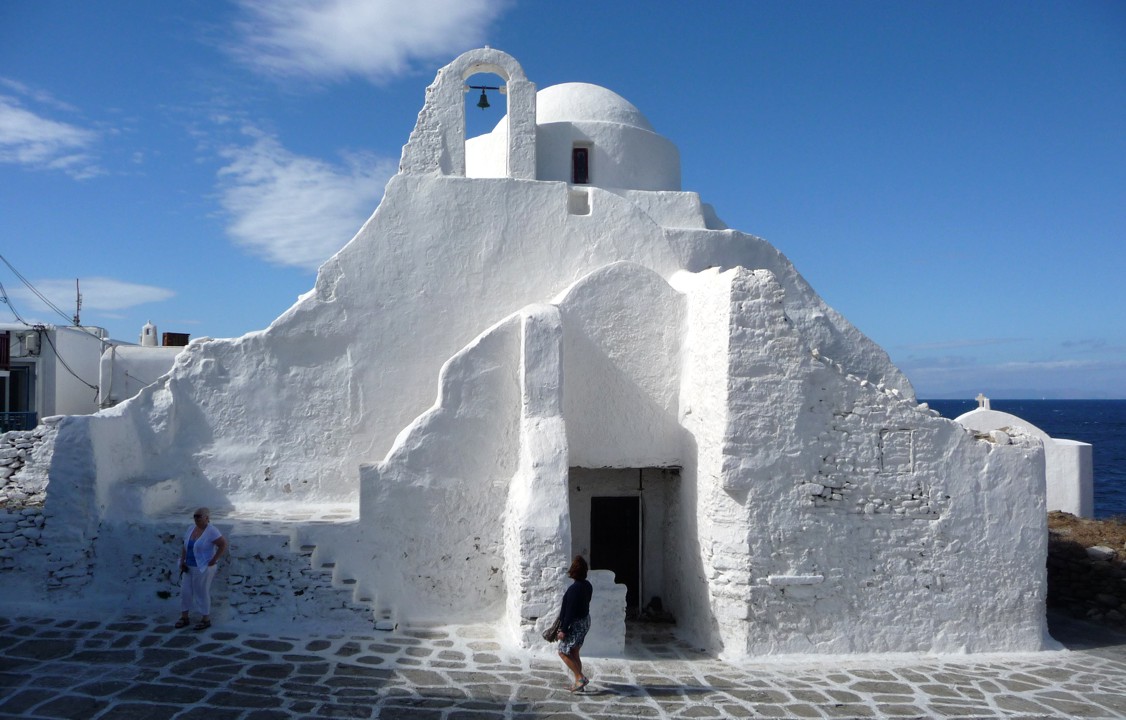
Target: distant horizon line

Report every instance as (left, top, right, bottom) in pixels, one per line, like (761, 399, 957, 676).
(920, 396, 1126, 402)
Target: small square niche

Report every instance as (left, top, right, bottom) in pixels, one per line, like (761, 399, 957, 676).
(879, 429, 914, 474)
(568, 188, 591, 215)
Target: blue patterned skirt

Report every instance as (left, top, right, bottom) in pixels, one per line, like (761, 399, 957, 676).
(558, 615, 590, 654)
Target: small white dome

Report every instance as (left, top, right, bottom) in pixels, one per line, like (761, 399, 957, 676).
(468, 80, 680, 191)
(536, 83, 655, 132)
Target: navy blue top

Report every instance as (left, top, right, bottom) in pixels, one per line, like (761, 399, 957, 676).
(559, 579, 593, 632)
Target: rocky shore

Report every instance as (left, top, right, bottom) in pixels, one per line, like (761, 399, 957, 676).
(1048, 511, 1126, 627)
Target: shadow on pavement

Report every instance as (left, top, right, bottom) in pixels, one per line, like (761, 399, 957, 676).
(1047, 610, 1126, 651)
(599, 682, 714, 698)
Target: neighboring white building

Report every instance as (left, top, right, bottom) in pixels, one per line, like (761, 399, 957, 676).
(97, 322, 186, 409)
(1, 323, 107, 430)
(4, 49, 1050, 658)
(956, 395, 1094, 518)
(0, 322, 188, 430)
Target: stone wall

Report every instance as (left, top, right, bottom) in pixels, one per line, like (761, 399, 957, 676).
(1048, 536, 1126, 626)
(0, 427, 49, 572)
(0, 506, 45, 572)
(0, 428, 48, 504)
(95, 521, 376, 626)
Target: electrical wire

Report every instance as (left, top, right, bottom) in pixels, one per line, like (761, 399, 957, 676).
(0, 278, 31, 326)
(0, 253, 73, 325)
(0, 255, 114, 348)
(38, 326, 99, 393)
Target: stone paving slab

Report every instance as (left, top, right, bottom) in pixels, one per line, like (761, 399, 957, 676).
(0, 612, 1124, 719)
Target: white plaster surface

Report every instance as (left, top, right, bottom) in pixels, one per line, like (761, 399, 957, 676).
(98, 344, 183, 408)
(0, 47, 1049, 659)
(956, 406, 1094, 517)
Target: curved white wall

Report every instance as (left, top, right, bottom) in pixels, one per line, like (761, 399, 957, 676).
(955, 407, 1094, 517)
(467, 82, 681, 191)
(558, 263, 686, 467)
(98, 346, 182, 408)
(536, 120, 680, 191)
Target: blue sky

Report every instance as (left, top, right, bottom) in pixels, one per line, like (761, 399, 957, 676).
(1, 1, 1123, 398)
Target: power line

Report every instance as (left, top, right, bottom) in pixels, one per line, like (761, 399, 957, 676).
(0, 252, 74, 325)
(0, 278, 31, 326)
(0, 254, 113, 347)
(38, 326, 99, 394)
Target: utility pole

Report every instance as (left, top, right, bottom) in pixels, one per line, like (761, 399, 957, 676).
(73, 278, 81, 326)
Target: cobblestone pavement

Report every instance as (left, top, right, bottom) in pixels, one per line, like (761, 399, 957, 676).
(2, 611, 1125, 719)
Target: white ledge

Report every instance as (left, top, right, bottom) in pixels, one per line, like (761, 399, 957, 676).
(764, 575, 824, 586)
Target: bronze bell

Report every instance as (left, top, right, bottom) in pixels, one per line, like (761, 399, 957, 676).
(476, 89, 490, 109)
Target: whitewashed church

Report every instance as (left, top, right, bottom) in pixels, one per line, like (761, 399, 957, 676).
(1, 49, 1050, 658)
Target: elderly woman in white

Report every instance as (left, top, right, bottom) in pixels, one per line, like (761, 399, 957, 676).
(174, 507, 227, 630)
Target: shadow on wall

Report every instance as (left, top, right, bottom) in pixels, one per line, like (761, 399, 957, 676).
(562, 327, 684, 468)
(93, 377, 231, 522)
(660, 433, 723, 654)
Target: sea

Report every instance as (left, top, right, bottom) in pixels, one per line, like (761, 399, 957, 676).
(925, 399, 1126, 520)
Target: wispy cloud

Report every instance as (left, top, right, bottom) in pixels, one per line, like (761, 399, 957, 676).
(1059, 338, 1126, 354)
(0, 78, 80, 113)
(900, 337, 1025, 352)
(0, 86, 100, 179)
(230, 0, 509, 82)
(896, 352, 1126, 398)
(994, 358, 1111, 372)
(217, 129, 394, 270)
(4, 277, 174, 324)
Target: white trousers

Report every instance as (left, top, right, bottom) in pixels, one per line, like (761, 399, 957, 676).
(180, 565, 218, 616)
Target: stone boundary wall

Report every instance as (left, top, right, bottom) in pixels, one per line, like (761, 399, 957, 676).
(0, 427, 49, 572)
(1048, 537, 1126, 627)
(101, 522, 376, 625)
(0, 428, 48, 504)
(0, 506, 45, 572)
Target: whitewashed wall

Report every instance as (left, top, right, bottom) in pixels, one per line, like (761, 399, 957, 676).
(559, 262, 686, 468)
(956, 407, 1094, 518)
(354, 316, 523, 621)
(98, 345, 182, 409)
(36, 327, 106, 417)
(33, 44, 907, 512)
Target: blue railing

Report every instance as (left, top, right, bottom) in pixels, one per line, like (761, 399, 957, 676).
(0, 412, 38, 433)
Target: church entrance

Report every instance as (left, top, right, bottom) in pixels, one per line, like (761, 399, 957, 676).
(590, 496, 640, 610)
(568, 467, 677, 619)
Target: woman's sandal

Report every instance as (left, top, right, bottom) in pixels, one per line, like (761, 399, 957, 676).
(570, 677, 589, 693)
(194, 619, 211, 631)
(174, 618, 190, 629)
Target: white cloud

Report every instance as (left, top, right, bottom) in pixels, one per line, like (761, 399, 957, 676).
(0, 78, 79, 113)
(900, 337, 1025, 351)
(231, 0, 508, 81)
(0, 94, 100, 179)
(217, 130, 394, 270)
(5, 277, 174, 323)
(897, 352, 1126, 398)
(994, 359, 1108, 372)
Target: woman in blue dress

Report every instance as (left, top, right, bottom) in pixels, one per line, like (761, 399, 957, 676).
(555, 555, 593, 692)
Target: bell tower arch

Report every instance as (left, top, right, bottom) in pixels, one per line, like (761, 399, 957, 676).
(399, 47, 536, 179)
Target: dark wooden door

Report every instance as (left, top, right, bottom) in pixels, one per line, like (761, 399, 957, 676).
(590, 496, 640, 609)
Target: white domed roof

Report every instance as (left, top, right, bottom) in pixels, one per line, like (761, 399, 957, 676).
(536, 83, 655, 132)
